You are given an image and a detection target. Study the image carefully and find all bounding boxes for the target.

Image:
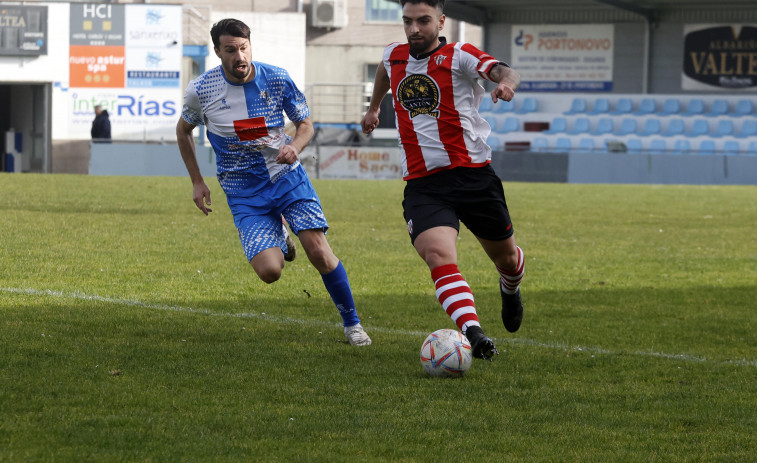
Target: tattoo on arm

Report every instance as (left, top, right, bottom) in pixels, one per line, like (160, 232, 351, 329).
(490, 63, 520, 90)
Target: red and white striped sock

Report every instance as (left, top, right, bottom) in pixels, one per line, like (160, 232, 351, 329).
(497, 246, 525, 295)
(431, 264, 480, 333)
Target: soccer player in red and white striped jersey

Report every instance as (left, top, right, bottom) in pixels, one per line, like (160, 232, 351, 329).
(361, 0, 525, 361)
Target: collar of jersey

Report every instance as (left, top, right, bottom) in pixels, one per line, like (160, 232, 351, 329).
(410, 36, 448, 61)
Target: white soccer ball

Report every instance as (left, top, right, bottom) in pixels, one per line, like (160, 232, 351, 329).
(419, 328, 473, 378)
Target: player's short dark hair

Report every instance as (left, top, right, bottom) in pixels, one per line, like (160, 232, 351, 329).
(400, 0, 445, 12)
(210, 18, 251, 49)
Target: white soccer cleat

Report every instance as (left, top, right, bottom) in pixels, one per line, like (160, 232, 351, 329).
(344, 323, 372, 346)
(282, 222, 296, 262)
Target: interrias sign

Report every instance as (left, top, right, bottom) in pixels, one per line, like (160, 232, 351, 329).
(683, 24, 757, 91)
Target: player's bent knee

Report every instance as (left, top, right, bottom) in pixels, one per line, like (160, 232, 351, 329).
(255, 266, 282, 284)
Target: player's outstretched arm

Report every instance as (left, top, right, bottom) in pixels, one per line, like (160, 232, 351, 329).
(176, 118, 212, 215)
(361, 62, 391, 134)
(277, 117, 314, 165)
(490, 64, 521, 103)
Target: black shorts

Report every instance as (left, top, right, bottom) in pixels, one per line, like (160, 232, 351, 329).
(402, 165, 514, 244)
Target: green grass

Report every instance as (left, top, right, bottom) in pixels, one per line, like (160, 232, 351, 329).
(1, 173, 756, 462)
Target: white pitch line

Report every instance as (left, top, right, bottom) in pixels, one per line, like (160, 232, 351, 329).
(2, 287, 755, 369)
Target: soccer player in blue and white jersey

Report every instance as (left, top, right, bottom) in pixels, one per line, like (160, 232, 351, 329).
(176, 18, 371, 346)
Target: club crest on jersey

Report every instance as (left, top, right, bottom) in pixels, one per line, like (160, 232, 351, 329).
(434, 55, 447, 65)
(260, 90, 273, 106)
(397, 74, 440, 118)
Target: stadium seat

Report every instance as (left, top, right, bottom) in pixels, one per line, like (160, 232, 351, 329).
(516, 97, 538, 114)
(735, 119, 757, 138)
(543, 117, 567, 134)
(660, 119, 685, 137)
(554, 137, 572, 153)
(567, 117, 591, 135)
(632, 98, 656, 116)
(639, 118, 662, 136)
(722, 140, 740, 156)
(613, 118, 638, 136)
(587, 98, 610, 115)
(487, 135, 501, 150)
(746, 141, 757, 156)
(649, 138, 667, 155)
(496, 117, 519, 134)
(672, 139, 690, 155)
(626, 138, 643, 154)
(656, 98, 681, 116)
(686, 119, 710, 137)
(730, 99, 754, 117)
(531, 137, 549, 152)
(590, 118, 614, 135)
(712, 119, 735, 138)
(704, 99, 728, 117)
(479, 98, 494, 113)
(492, 99, 515, 113)
(577, 137, 595, 153)
(681, 99, 705, 117)
(564, 98, 588, 115)
(696, 139, 716, 155)
(610, 98, 633, 115)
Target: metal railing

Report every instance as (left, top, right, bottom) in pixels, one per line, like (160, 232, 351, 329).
(305, 82, 373, 125)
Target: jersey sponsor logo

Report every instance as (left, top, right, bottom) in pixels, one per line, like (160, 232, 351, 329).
(233, 116, 268, 141)
(396, 74, 440, 118)
(219, 98, 231, 110)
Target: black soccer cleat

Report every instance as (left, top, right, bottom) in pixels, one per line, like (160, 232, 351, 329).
(501, 288, 524, 333)
(464, 325, 499, 361)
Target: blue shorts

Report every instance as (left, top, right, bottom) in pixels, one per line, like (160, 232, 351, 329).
(226, 165, 329, 261)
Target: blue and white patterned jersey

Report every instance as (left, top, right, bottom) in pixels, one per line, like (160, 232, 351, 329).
(181, 62, 310, 197)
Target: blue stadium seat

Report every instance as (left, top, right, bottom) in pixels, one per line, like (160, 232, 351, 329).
(492, 99, 515, 113)
(479, 98, 494, 113)
(747, 141, 757, 156)
(496, 117, 519, 134)
(626, 138, 643, 154)
(531, 137, 549, 152)
(577, 137, 595, 152)
(656, 98, 681, 116)
(543, 117, 567, 134)
(639, 118, 662, 136)
(567, 117, 591, 135)
(672, 139, 690, 155)
(735, 119, 757, 138)
(681, 99, 705, 117)
(564, 98, 588, 115)
(723, 140, 741, 156)
(554, 137, 572, 153)
(613, 118, 638, 136)
(686, 119, 710, 137)
(590, 118, 614, 135)
(587, 98, 610, 115)
(704, 99, 728, 117)
(610, 98, 633, 115)
(730, 99, 754, 117)
(696, 139, 716, 155)
(712, 119, 735, 138)
(649, 138, 667, 155)
(661, 119, 685, 137)
(516, 97, 538, 114)
(632, 98, 656, 116)
(487, 135, 501, 150)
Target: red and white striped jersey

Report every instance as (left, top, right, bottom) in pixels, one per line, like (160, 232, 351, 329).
(383, 39, 504, 180)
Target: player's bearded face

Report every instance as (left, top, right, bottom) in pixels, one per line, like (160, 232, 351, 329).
(403, 3, 444, 55)
(216, 35, 254, 83)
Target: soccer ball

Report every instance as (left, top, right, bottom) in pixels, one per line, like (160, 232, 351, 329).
(420, 329, 473, 378)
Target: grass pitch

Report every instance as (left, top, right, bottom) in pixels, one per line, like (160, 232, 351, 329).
(1, 173, 756, 462)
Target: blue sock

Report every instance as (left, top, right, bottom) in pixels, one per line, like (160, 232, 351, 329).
(321, 261, 360, 327)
